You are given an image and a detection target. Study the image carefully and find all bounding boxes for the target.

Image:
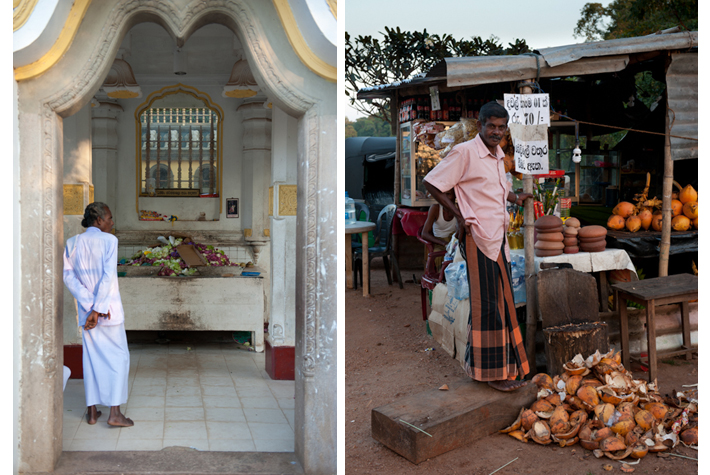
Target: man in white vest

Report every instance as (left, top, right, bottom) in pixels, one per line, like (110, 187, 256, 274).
(63, 202, 133, 426)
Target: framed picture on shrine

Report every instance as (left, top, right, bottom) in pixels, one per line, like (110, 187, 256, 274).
(226, 198, 239, 218)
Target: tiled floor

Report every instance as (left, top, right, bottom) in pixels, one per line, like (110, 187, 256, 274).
(63, 341, 295, 452)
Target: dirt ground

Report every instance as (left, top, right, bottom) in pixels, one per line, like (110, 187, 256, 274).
(345, 264, 699, 475)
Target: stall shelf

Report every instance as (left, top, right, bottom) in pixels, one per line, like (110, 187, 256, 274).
(399, 120, 455, 207)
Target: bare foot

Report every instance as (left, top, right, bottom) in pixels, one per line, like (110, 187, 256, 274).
(107, 406, 134, 427)
(86, 406, 102, 425)
(488, 380, 529, 392)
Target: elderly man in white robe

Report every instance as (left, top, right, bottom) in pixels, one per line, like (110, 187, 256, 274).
(63, 202, 134, 427)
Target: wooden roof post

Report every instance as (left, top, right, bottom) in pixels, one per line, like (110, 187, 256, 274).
(520, 79, 537, 376)
(659, 55, 673, 277)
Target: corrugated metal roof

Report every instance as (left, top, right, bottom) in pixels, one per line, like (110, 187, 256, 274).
(666, 52, 698, 161)
(357, 30, 698, 99)
(444, 54, 629, 88)
(537, 30, 697, 67)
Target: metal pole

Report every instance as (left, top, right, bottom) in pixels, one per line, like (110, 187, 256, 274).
(520, 80, 537, 376)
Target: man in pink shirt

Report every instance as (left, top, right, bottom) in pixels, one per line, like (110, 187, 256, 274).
(424, 102, 532, 391)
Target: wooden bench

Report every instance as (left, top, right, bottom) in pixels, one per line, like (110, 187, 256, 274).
(612, 273, 698, 383)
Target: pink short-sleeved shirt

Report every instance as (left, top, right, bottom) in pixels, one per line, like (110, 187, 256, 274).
(424, 134, 511, 262)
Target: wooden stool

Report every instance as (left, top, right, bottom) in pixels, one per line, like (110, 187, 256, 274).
(612, 273, 698, 383)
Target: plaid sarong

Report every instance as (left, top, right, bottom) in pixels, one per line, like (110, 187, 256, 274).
(462, 234, 530, 382)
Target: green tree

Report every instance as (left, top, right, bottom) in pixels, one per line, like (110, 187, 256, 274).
(345, 117, 357, 138)
(345, 27, 530, 128)
(574, 0, 697, 42)
(351, 116, 393, 138)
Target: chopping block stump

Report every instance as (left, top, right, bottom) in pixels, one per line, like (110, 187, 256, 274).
(371, 379, 537, 464)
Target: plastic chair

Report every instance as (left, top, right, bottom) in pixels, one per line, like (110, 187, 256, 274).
(351, 202, 371, 251)
(353, 204, 403, 291)
(416, 226, 452, 321)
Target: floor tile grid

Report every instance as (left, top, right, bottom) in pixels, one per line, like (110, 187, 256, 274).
(63, 342, 294, 452)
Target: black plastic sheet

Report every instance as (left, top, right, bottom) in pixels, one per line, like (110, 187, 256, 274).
(606, 229, 698, 258)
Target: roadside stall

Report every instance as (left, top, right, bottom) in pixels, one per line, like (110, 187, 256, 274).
(357, 30, 698, 373)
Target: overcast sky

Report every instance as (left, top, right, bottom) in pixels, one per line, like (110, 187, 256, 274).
(344, 0, 613, 119)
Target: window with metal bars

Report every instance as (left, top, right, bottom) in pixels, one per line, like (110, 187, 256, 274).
(139, 107, 219, 197)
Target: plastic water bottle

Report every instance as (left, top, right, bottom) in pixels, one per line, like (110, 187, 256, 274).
(511, 257, 526, 305)
(345, 192, 356, 224)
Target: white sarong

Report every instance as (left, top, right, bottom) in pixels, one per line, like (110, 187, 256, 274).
(82, 323, 130, 407)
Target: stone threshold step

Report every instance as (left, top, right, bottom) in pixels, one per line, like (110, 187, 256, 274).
(33, 449, 303, 475)
(371, 378, 537, 464)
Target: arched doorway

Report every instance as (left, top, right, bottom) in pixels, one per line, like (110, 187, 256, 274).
(14, 1, 336, 473)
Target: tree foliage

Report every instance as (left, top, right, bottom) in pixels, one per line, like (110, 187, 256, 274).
(345, 27, 530, 125)
(574, 0, 697, 42)
(345, 115, 393, 138)
(345, 117, 358, 138)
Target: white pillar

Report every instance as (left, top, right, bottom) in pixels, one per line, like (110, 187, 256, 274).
(237, 98, 272, 347)
(268, 106, 298, 350)
(91, 98, 123, 213)
(62, 101, 94, 345)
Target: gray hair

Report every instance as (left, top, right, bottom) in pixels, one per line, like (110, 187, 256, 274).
(81, 202, 109, 228)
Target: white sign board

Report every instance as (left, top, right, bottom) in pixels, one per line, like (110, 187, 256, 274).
(504, 94, 550, 175)
(513, 140, 549, 174)
(504, 93, 550, 126)
(430, 86, 441, 111)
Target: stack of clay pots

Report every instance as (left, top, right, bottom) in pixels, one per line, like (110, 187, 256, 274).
(534, 215, 564, 257)
(562, 217, 581, 254)
(577, 225, 608, 252)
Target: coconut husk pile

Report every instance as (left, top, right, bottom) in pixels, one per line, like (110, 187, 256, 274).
(500, 349, 698, 462)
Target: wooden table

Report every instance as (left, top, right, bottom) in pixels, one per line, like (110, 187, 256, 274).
(345, 222, 376, 297)
(612, 273, 698, 382)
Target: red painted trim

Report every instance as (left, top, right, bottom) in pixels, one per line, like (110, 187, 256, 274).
(265, 340, 295, 380)
(64, 345, 83, 379)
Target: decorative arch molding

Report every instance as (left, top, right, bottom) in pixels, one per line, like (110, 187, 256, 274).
(38, 0, 317, 118)
(134, 83, 225, 121)
(13, 0, 39, 32)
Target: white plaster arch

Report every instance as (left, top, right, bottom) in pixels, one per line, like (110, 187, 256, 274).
(15, 1, 335, 473)
(30, 0, 319, 119)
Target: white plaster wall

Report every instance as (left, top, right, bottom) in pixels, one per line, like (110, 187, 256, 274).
(63, 104, 93, 182)
(13, 76, 21, 475)
(112, 85, 247, 232)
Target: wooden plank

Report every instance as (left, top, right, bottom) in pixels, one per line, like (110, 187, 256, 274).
(537, 268, 599, 328)
(371, 379, 537, 464)
(647, 300, 657, 382)
(656, 347, 698, 359)
(681, 300, 692, 360)
(611, 274, 697, 301)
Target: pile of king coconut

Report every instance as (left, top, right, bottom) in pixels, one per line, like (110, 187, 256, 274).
(501, 350, 697, 462)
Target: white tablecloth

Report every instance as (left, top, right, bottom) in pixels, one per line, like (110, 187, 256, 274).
(510, 248, 637, 277)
